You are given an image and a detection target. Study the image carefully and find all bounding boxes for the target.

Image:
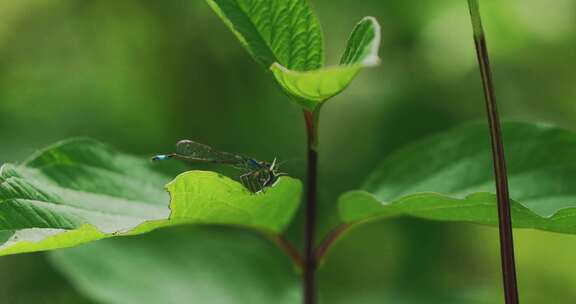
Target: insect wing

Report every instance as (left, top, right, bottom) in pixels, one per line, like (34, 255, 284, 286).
(176, 140, 241, 164)
(176, 140, 213, 158)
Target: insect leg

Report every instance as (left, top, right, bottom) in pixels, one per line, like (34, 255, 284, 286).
(242, 172, 263, 193)
(259, 180, 267, 194)
(239, 173, 252, 192)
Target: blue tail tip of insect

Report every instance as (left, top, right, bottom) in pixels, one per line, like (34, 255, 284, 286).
(152, 154, 170, 161)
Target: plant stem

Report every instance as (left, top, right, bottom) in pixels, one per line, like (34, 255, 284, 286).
(303, 110, 319, 304)
(268, 234, 303, 268)
(315, 223, 350, 261)
(466, 1, 519, 303)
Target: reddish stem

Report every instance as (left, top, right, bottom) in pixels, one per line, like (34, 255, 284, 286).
(269, 234, 303, 268)
(303, 110, 319, 304)
(467, 1, 519, 303)
(315, 223, 351, 261)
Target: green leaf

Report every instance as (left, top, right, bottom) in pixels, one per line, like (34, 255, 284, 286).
(0, 138, 302, 256)
(167, 170, 301, 233)
(271, 16, 381, 110)
(50, 226, 300, 304)
(204, 1, 381, 111)
(339, 122, 576, 234)
(205, 0, 324, 71)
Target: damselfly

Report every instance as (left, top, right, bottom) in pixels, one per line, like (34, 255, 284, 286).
(152, 140, 283, 193)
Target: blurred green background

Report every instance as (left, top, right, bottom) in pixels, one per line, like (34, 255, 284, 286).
(1, 0, 576, 303)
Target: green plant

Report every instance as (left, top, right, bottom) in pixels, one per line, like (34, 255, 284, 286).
(2, 1, 576, 303)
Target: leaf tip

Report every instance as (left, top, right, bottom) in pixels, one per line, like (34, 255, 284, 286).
(0, 163, 7, 177)
(269, 62, 286, 72)
(358, 16, 382, 67)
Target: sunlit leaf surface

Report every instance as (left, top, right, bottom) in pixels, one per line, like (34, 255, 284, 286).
(205, 0, 381, 110)
(0, 139, 302, 256)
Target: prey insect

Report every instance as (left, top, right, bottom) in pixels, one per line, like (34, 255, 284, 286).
(152, 140, 283, 193)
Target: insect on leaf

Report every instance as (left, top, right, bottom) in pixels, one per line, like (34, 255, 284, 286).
(0, 138, 302, 256)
